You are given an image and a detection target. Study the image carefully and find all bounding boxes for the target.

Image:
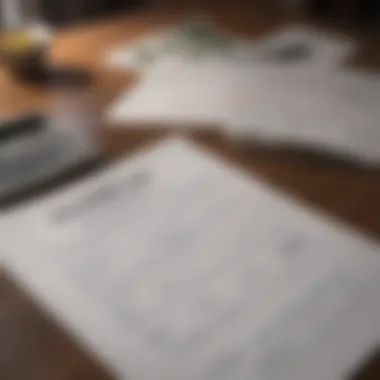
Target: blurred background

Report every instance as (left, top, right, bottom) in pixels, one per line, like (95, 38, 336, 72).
(1, 1, 380, 380)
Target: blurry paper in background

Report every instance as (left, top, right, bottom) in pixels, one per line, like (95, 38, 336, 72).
(2, 137, 380, 380)
(224, 66, 380, 165)
(106, 17, 380, 166)
(108, 56, 380, 165)
(106, 17, 247, 70)
(108, 58, 242, 126)
(106, 18, 355, 71)
(252, 25, 355, 67)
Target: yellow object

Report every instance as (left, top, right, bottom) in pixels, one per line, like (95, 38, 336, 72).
(0, 30, 36, 54)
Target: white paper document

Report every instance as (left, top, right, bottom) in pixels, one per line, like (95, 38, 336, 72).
(224, 67, 380, 164)
(108, 58, 242, 126)
(109, 54, 380, 165)
(2, 138, 380, 380)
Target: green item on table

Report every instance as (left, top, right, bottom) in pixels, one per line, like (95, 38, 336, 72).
(129, 18, 237, 66)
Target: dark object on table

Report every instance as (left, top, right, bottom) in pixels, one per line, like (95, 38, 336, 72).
(0, 114, 101, 208)
(0, 115, 44, 144)
(2, 45, 50, 85)
(266, 42, 313, 63)
(3, 49, 94, 87)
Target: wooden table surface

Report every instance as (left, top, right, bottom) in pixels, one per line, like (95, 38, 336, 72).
(1, 4, 380, 380)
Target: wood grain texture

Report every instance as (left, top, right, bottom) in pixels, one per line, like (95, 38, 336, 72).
(1, 3, 380, 380)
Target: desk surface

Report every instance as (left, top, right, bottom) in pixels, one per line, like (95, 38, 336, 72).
(1, 5, 380, 380)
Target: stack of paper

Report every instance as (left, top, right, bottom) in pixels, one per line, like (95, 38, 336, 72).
(108, 54, 380, 164)
(2, 138, 380, 380)
(107, 22, 380, 165)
